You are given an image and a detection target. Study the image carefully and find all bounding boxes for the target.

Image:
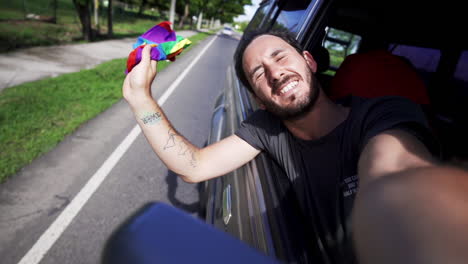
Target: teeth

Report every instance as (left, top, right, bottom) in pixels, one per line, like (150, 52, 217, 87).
(280, 81, 298, 94)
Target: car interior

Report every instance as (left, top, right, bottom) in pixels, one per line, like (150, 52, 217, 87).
(304, 0, 468, 165)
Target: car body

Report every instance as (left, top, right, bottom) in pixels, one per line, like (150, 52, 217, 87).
(222, 26, 234, 36)
(204, 0, 468, 263)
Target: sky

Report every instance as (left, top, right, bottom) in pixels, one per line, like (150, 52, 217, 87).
(234, 0, 261, 22)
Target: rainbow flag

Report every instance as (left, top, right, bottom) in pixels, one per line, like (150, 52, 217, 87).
(126, 21, 191, 74)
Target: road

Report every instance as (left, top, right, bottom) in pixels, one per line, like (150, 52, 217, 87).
(0, 30, 195, 92)
(0, 32, 240, 264)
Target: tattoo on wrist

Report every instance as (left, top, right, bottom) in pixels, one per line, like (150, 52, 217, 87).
(164, 128, 197, 168)
(140, 112, 162, 125)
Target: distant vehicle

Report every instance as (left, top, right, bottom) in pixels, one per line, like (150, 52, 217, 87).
(222, 26, 233, 36)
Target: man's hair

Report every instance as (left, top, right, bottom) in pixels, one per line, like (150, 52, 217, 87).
(234, 30, 304, 94)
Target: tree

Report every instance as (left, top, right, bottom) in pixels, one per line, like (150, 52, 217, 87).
(94, 0, 99, 28)
(218, 0, 251, 23)
(169, 0, 176, 25)
(73, 0, 93, 41)
(108, 0, 113, 37)
(175, 0, 250, 30)
(199, 0, 252, 25)
(176, 0, 190, 28)
(52, 0, 58, 23)
(135, 0, 169, 16)
(138, 0, 147, 15)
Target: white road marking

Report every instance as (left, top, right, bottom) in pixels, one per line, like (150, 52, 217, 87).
(18, 34, 218, 264)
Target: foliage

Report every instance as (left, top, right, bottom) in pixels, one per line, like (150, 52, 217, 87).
(174, 0, 251, 26)
(234, 21, 249, 32)
(0, 0, 165, 52)
(0, 0, 251, 46)
(203, 0, 251, 23)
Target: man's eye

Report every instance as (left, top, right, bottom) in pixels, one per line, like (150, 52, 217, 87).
(255, 71, 264, 80)
(277, 56, 286, 62)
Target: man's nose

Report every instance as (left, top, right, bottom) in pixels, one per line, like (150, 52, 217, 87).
(266, 64, 284, 85)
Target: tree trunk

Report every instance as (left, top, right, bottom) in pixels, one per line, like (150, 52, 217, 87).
(52, 0, 57, 23)
(178, 3, 189, 29)
(169, 0, 176, 26)
(197, 12, 203, 31)
(107, 0, 113, 37)
(94, 0, 99, 28)
(73, 0, 93, 41)
(138, 0, 147, 16)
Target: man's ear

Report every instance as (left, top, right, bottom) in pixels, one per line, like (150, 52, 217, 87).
(303, 50, 318, 73)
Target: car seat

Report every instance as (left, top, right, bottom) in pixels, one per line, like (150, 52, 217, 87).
(328, 49, 431, 105)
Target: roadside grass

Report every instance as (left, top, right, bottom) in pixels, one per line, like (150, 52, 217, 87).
(0, 31, 212, 183)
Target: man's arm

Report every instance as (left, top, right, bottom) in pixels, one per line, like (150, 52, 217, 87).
(354, 129, 468, 263)
(123, 45, 260, 183)
(357, 129, 436, 187)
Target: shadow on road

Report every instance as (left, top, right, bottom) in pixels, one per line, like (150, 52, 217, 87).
(165, 170, 204, 217)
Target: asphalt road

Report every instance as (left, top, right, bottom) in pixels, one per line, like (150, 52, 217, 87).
(0, 32, 241, 264)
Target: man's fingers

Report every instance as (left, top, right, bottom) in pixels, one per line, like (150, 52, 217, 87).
(123, 73, 130, 87)
(140, 44, 152, 67)
(150, 60, 157, 71)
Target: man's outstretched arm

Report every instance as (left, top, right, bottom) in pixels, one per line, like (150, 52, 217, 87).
(354, 129, 468, 263)
(123, 45, 260, 183)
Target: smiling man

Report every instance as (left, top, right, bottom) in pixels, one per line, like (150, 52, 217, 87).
(232, 31, 439, 262)
(123, 30, 468, 263)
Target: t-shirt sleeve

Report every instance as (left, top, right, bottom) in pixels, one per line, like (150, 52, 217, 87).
(358, 96, 440, 157)
(235, 110, 275, 151)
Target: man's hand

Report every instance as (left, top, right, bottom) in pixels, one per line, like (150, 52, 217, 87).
(123, 44, 158, 104)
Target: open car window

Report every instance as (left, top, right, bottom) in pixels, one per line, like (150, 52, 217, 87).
(455, 51, 468, 82)
(244, 0, 275, 32)
(271, 0, 315, 35)
(323, 27, 361, 74)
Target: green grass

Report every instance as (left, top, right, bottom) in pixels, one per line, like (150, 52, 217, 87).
(0, 31, 212, 183)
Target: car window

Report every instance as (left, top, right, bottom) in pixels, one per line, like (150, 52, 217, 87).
(270, 0, 314, 34)
(389, 45, 441, 87)
(323, 27, 361, 74)
(454, 51, 468, 82)
(391, 45, 441, 74)
(452, 50, 468, 102)
(244, 0, 275, 32)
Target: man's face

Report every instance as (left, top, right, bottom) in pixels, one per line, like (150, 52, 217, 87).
(242, 35, 319, 120)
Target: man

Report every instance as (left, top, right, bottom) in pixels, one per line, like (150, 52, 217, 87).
(123, 30, 468, 263)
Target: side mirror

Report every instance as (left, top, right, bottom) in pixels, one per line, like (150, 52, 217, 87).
(102, 202, 278, 264)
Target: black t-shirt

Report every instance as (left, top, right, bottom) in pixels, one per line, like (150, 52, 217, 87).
(235, 96, 438, 263)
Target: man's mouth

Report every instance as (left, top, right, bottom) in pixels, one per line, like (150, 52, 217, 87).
(279, 80, 299, 95)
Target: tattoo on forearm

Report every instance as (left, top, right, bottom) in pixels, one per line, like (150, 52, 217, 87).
(163, 128, 197, 168)
(140, 112, 162, 125)
(164, 129, 177, 150)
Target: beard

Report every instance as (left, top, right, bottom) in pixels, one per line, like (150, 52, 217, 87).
(260, 69, 320, 121)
